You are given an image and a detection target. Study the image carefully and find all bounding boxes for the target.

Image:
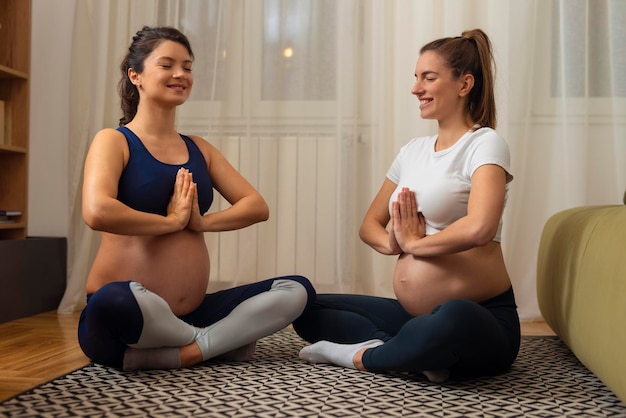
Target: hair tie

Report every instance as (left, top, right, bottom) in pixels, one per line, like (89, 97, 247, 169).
(462, 36, 476, 46)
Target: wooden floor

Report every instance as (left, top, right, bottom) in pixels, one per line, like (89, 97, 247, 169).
(0, 310, 556, 402)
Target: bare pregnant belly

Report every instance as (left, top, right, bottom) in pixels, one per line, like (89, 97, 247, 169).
(86, 230, 210, 315)
(392, 241, 512, 316)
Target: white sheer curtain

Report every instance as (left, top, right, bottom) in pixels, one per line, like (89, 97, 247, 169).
(506, 0, 626, 319)
(58, 0, 161, 312)
(59, 0, 626, 323)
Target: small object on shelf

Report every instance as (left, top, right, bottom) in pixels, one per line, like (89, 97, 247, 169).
(0, 99, 5, 144)
(0, 210, 20, 223)
(0, 210, 22, 217)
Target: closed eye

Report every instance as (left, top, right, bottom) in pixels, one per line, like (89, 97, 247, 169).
(416, 70, 439, 82)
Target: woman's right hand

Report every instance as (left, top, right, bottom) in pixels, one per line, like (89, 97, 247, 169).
(387, 216, 403, 255)
(359, 179, 406, 255)
(167, 168, 195, 229)
(391, 188, 426, 253)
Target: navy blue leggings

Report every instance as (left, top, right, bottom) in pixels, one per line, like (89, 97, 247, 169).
(78, 275, 314, 367)
(293, 287, 520, 378)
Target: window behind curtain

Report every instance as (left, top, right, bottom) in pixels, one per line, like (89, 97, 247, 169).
(551, 0, 626, 98)
(262, 0, 336, 101)
(164, 0, 338, 112)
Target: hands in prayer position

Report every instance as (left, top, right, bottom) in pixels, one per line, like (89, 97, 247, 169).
(389, 187, 426, 254)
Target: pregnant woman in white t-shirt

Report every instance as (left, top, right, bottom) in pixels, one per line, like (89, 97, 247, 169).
(293, 28, 520, 382)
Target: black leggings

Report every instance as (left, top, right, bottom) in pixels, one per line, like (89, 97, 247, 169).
(293, 287, 520, 378)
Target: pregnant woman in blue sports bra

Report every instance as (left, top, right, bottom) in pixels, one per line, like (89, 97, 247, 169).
(78, 26, 315, 370)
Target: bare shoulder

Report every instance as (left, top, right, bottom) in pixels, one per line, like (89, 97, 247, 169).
(94, 127, 126, 139)
(86, 128, 130, 165)
(90, 128, 128, 149)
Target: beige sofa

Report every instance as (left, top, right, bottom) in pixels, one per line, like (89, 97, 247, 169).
(537, 193, 626, 404)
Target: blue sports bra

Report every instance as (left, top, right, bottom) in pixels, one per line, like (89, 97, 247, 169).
(116, 126, 214, 216)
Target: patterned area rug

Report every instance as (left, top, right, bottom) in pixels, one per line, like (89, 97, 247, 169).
(1, 330, 624, 417)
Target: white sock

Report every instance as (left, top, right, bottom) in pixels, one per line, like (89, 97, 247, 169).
(299, 339, 384, 369)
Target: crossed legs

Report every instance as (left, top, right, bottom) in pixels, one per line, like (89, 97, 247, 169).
(293, 289, 519, 380)
(78, 276, 315, 370)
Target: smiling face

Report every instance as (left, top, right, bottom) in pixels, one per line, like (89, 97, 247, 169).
(411, 51, 469, 124)
(129, 40, 194, 106)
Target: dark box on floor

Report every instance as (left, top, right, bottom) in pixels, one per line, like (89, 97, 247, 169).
(0, 237, 67, 323)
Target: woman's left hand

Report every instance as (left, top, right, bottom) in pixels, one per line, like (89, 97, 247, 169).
(391, 187, 425, 252)
(186, 181, 204, 232)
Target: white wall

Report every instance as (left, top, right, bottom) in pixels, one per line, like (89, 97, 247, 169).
(28, 0, 75, 237)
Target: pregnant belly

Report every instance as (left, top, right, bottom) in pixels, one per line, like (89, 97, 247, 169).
(87, 230, 211, 315)
(392, 243, 511, 316)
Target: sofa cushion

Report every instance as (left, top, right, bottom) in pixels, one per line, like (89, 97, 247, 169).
(537, 204, 626, 404)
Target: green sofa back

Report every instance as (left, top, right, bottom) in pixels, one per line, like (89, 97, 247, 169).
(537, 204, 626, 404)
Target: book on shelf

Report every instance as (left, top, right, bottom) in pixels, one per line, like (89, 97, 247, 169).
(0, 99, 5, 144)
(0, 210, 22, 217)
(2, 100, 11, 146)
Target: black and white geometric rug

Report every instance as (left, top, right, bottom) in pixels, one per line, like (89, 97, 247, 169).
(0, 330, 624, 417)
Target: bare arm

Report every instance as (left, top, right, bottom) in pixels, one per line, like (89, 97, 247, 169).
(393, 164, 507, 257)
(82, 128, 192, 235)
(186, 137, 269, 233)
(359, 178, 402, 255)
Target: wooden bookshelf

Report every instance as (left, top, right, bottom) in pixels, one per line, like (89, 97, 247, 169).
(0, 0, 31, 239)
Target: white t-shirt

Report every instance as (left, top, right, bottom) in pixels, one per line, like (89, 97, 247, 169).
(386, 127, 513, 242)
